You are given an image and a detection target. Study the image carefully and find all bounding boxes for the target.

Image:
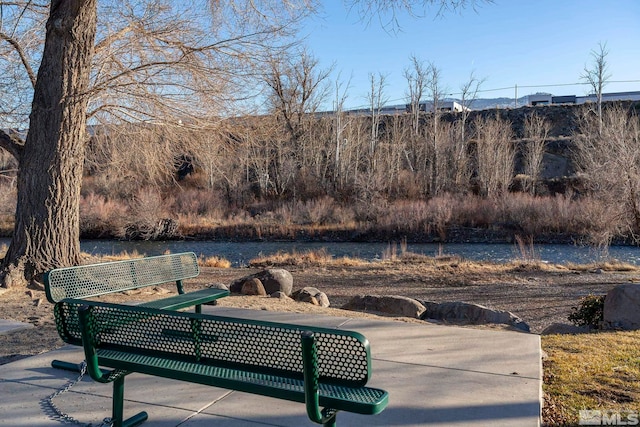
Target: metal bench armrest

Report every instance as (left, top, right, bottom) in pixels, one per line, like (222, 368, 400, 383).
(78, 305, 128, 384)
(302, 331, 338, 427)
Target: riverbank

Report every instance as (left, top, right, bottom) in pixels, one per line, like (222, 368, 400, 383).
(0, 223, 613, 245)
(1, 254, 636, 355)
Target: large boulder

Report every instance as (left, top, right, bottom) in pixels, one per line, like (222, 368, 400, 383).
(292, 287, 330, 307)
(230, 269, 293, 296)
(603, 284, 640, 330)
(420, 301, 530, 332)
(342, 295, 426, 319)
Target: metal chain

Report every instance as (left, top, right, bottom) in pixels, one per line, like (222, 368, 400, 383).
(42, 361, 113, 427)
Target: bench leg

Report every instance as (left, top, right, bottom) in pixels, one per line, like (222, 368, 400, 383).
(51, 359, 83, 372)
(112, 375, 148, 427)
(51, 359, 114, 377)
(322, 413, 337, 427)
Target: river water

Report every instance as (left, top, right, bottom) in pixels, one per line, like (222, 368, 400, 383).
(2, 238, 640, 267)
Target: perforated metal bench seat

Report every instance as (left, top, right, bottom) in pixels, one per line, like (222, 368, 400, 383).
(54, 300, 389, 427)
(137, 287, 228, 311)
(94, 349, 388, 415)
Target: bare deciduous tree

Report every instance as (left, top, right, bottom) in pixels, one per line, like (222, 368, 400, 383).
(264, 49, 332, 143)
(332, 74, 352, 184)
(425, 61, 446, 196)
(474, 115, 514, 198)
(522, 112, 550, 195)
(0, 0, 316, 286)
(404, 54, 428, 138)
(367, 72, 388, 163)
(573, 104, 640, 245)
(458, 71, 484, 144)
(344, 0, 491, 31)
(263, 49, 332, 196)
(581, 41, 611, 135)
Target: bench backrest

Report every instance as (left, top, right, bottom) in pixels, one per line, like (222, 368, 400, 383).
(54, 299, 372, 387)
(44, 252, 200, 303)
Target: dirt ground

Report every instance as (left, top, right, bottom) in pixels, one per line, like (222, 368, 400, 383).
(1, 259, 636, 365)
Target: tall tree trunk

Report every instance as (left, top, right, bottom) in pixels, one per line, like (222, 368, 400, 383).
(1, 0, 97, 287)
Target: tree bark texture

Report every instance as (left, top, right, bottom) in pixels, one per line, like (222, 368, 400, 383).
(1, 0, 97, 287)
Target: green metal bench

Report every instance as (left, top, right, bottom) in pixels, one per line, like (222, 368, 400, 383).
(44, 252, 229, 371)
(53, 299, 388, 427)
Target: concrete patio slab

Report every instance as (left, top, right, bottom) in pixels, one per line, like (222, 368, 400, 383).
(0, 307, 542, 426)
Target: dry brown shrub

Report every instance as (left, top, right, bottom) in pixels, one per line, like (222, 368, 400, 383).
(572, 197, 625, 248)
(353, 194, 389, 223)
(497, 193, 561, 235)
(376, 200, 430, 233)
(450, 195, 498, 228)
(117, 189, 178, 240)
(273, 204, 294, 224)
(298, 196, 339, 225)
(170, 188, 226, 217)
(79, 192, 129, 236)
(427, 194, 455, 239)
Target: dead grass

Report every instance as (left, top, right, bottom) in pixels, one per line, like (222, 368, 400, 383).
(542, 331, 640, 426)
(248, 248, 369, 268)
(198, 255, 231, 268)
(84, 250, 146, 262)
(565, 261, 640, 272)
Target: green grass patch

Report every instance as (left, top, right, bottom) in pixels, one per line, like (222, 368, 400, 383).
(542, 330, 640, 426)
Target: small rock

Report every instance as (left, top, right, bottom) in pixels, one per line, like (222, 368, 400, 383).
(292, 287, 330, 307)
(270, 291, 293, 301)
(207, 283, 229, 291)
(241, 278, 267, 296)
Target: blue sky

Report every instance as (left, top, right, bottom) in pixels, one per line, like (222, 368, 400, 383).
(302, 0, 640, 110)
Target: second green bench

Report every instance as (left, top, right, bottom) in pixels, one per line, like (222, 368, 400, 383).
(44, 252, 229, 371)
